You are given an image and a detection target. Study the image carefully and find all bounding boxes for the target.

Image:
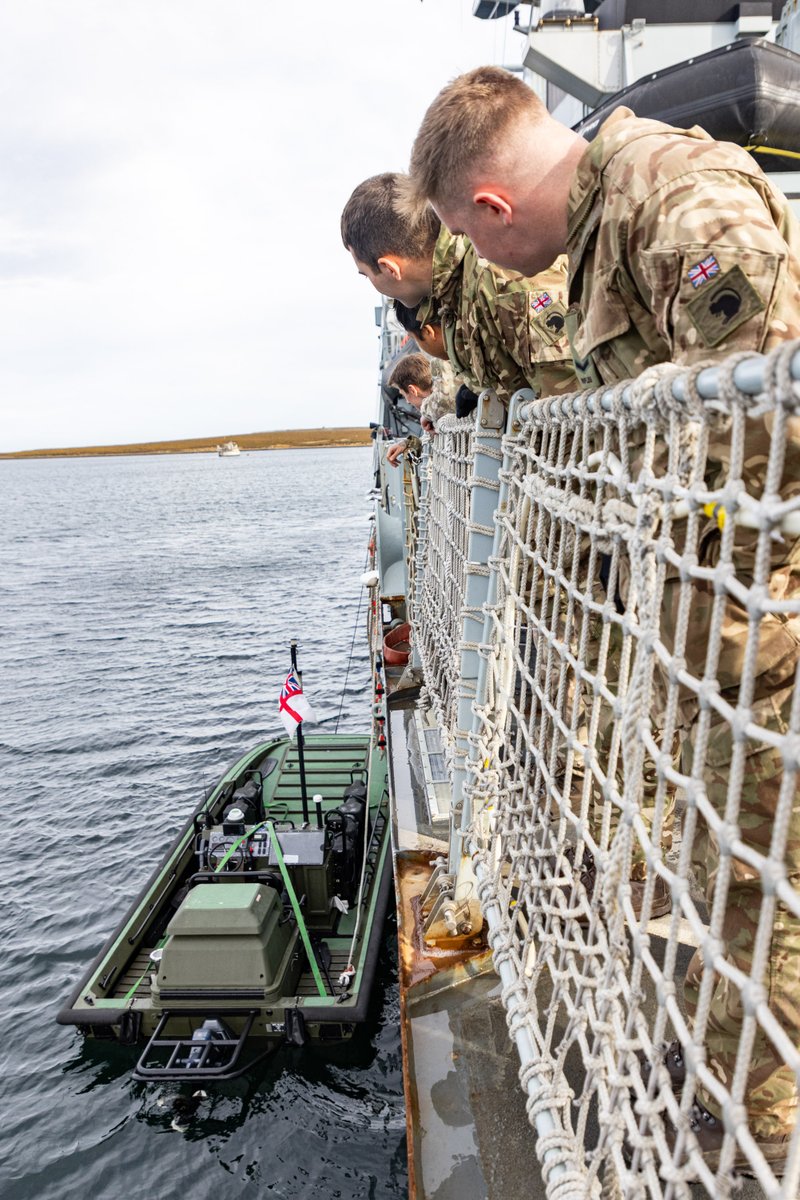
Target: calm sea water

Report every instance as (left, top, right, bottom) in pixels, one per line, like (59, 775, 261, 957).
(0, 447, 407, 1199)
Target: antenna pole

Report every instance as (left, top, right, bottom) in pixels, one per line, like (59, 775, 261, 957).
(290, 640, 310, 826)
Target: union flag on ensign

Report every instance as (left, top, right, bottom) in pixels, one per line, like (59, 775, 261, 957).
(278, 670, 317, 737)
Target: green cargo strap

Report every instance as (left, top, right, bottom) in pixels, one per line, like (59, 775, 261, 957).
(214, 821, 267, 872)
(265, 821, 327, 999)
(124, 936, 167, 1003)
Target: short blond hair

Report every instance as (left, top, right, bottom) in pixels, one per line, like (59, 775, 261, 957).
(408, 66, 545, 208)
(388, 354, 432, 395)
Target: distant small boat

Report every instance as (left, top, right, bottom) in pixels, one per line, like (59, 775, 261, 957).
(217, 441, 241, 457)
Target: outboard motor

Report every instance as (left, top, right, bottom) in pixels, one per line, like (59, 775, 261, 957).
(325, 782, 368, 904)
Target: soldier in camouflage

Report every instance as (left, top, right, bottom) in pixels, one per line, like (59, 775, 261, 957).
(557, 102, 800, 1157)
(340, 172, 576, 405)
(415, 221, 574, 405)
(422, 356, 457, 427)
(390, 300, 459, 427)
(407, 67, 800, 1157)
(386, 352, 456, 432)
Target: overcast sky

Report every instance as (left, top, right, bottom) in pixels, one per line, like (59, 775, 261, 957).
(0, 1, 518, 452)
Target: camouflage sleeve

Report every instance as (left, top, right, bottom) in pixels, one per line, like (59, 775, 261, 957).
(478, 258, 576, 403)
(628, 170, 800, 363)
(420, 393, 456, 425)
(421, 360, 458, 426)
(629, 170, 800, 578)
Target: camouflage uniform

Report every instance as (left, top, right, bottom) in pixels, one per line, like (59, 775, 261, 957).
(416, 227, 575, 404)
(566, 107, 800, 1137)
(420, 357, 457, 427)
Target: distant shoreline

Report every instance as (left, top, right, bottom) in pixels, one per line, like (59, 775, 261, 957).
(0, 427, 372, 460)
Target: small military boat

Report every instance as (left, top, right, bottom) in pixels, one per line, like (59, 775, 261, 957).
(217, 440, 241, 456)
(57, 726, 391, 1080)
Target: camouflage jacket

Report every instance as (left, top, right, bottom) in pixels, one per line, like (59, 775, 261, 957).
(417, 227, 575, 405)
(420, 357, 457, 427)
(565, 106, 800, 386)
(565, 107, 800, 583)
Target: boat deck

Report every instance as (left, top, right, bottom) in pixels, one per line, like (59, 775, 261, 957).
(113, 945, 357, 1003)
(112, 948, 155, 1000)
(295, 947, 352, 997)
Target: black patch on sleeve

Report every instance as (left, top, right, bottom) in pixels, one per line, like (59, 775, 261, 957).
(685, 265, 765, 348)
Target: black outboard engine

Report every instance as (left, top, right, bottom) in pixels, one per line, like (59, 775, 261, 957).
(325, 782, 368, 904)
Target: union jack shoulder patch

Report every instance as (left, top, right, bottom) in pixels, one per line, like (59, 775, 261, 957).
(687, 254, 720, 288)
(531, 292, 552, 313)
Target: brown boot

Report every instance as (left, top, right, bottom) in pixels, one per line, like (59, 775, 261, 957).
(664, 1099, 791, 1175)
(640, 1039, 686, 1092)
(553, 849, 671, 921)
(630, 873, 671, 920)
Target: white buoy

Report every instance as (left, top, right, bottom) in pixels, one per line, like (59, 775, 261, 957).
(360, 570, 380, 588)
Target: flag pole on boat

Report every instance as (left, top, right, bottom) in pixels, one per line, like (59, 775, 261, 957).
(278, 642, 317, 825)
(290, 640, 310, 826)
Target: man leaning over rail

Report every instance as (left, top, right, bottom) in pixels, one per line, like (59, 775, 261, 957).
(389, 308, 460, 428)
(340, 171, 576, 406)
(384, 353, 454, 468)
(392, 300, 480, 420)
(405, 66, 800, 1168)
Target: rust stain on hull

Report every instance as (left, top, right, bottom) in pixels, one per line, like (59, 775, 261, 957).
(396, 852, 489, 989)
(395, 851, 493, 1199)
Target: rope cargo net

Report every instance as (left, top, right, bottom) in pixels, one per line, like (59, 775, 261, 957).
(412, 343, 800, 1199)
(402, 449, 422, 626)
(411, 414, 477, 759)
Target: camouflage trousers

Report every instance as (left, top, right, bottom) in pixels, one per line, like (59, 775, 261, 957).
(666, 576, 800, 1139)
(570, 568, 799, 1137)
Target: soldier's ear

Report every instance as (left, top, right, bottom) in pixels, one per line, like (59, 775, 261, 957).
(474, 191, 513, 227)
(377, 256, 403, 281)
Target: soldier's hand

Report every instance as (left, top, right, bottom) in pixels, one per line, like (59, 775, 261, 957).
(386, 440, 407, 467)
(421, 417, 435, 433)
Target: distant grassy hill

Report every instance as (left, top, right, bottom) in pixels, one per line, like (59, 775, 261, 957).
(0, 427, 372, 460)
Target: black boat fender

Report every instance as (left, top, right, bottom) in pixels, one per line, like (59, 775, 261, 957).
(118, 1009, 142, 1045)
(284, 1006, 307, 1046)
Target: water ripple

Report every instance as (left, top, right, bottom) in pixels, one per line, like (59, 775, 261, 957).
(0, 448, 405, 1200)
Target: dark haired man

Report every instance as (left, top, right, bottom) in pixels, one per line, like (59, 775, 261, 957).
(393, 301, 479, 419)
(341, 171, 575, 405)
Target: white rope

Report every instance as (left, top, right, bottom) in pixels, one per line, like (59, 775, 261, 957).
(411, 414, 491, 765)
(410, 342, 800, 1200)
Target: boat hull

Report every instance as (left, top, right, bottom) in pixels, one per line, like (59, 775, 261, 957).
(57, 735, 392, 1055)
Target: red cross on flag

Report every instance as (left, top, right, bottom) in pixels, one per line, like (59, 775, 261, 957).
(278, 670, 317, 737)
